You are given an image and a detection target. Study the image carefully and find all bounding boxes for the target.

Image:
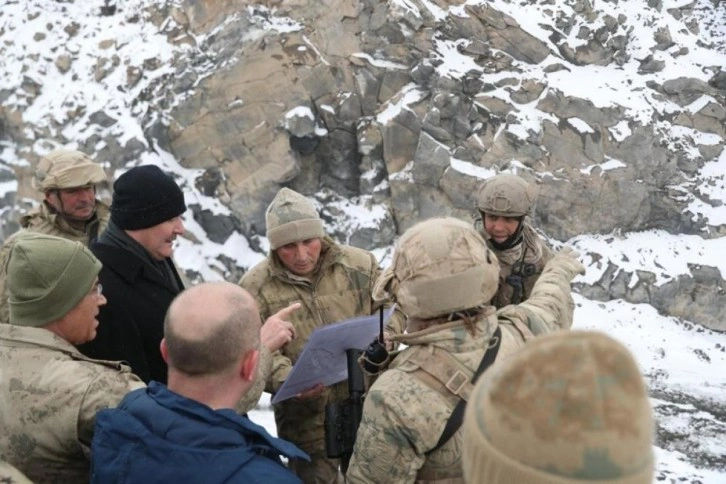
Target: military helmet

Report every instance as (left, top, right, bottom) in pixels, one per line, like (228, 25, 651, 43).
(476, 173, 533, 217)
(373, 217, 500, 320)
(32, 149, 106, 192)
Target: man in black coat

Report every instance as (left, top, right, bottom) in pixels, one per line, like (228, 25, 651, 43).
(78, 165, 187, 384)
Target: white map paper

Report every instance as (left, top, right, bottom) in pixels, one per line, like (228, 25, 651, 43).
(271, 306, 396, 404)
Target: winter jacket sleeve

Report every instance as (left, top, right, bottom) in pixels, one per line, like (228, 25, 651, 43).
(242, 280, 295, 395)
(499, 250, 584, 334)
(266, 350, 294, 394)
(77, 369, 144, 456)
(0, 235, 14, 325)
(236, 345, 273, 414)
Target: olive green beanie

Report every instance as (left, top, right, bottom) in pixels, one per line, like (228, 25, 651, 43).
(462, 330, 654, 484)
(7, 233, 102, 327)
(265, 188, 324, 250)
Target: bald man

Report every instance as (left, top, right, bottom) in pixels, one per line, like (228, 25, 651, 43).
(90, 282, 310, 483)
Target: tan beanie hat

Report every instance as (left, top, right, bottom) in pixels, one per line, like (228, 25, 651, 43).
(7, 233, 102, 327)
(265, 188, 324, 250)
(462, 331, 654, 484)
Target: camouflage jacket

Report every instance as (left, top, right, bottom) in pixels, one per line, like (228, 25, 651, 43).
(0, 460, 32, 484)
(239, 236, 405, 453)
(235, 345, 273, 415)
(482, 221, 555, 307)
(0, 324, 144, 483)
(346, 253, 583, 484)
(0, 200, 110, 324)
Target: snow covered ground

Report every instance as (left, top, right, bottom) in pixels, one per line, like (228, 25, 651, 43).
(572, 294, 726, 483)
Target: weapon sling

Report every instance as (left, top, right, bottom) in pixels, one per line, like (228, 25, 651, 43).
(427, 326, 502, 454)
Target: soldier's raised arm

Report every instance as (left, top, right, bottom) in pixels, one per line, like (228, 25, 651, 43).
(498, 247, 584, 335)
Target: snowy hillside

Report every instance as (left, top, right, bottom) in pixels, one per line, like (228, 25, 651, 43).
(1, 0, 725, 482)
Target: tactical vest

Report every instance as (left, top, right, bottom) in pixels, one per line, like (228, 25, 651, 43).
(404, 318, 535, 483)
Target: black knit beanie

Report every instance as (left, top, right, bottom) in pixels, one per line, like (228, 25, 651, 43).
(111, 165, 187, 230)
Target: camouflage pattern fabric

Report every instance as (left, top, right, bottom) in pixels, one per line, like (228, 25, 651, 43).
(346, 252, 584, 484)
(235, 345, 273, 414)
(0, 460, 32, 484)
(239, 237, 405, 471)
(476, 173, 534, 218)
(32, 149, 106, 192)
(374, 217, 499, 321)
(496, 250, 583, 334)
(346, 313, 536, 484)
(288, 449, 344, 484)
(0, 201, 110, 324)
(462, 331, 654, 483)
(479, 221, 560, 312)
(0, 324, 144, 483)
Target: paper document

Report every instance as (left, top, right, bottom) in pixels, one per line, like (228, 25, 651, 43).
(271, 306, 396, 405)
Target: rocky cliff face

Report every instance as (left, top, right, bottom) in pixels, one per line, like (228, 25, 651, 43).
(1, 1, 724, 320)
(132, 0, 726, 336)
(1, 1, 725, 476)
(16, 0, 726, 333)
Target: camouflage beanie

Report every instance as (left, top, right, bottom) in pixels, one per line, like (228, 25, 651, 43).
(33, 148, 106, 191)
(462, 331, 654, 484)
(7, 233, 101, 328)
(266, 188, 324, 250)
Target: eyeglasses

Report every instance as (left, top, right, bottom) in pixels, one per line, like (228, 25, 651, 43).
(90, 282, 103, 297)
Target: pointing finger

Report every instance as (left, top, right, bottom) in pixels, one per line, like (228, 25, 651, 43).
(273, 302, 302, 320)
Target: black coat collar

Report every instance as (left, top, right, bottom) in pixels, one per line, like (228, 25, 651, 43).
(91, 241, 182, 290)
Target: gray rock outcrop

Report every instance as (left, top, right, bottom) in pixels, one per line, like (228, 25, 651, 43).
(1, 0, 725, 334)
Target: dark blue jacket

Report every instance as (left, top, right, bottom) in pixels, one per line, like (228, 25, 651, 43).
(91, 382, 309, 483)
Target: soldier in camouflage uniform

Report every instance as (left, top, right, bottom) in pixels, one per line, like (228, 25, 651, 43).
(462, 330, 654, 483)
(240, 187, 405, 484)
(475, 174, 558, 310)
(0, 234, 144, 483)
(0, 148, 109, 324)
(346, 217, 584, 484)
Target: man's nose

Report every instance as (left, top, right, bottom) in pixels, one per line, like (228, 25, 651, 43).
(294, 244, 307, 259)
(173, 217, 185, 235)
(491, 219, 504, 230)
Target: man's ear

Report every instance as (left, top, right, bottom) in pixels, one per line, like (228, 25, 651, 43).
(160, 338, 169, 364)
(44, 190, 57, 206)
(240, 349, 260, 382)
